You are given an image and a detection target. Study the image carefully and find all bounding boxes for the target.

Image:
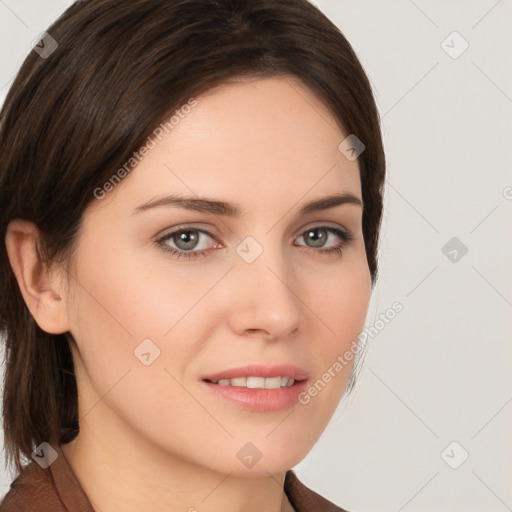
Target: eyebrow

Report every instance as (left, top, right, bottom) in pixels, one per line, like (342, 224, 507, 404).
(132, 192, 362, 217)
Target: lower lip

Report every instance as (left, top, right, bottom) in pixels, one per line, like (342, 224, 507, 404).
(201, 379, 309, 412)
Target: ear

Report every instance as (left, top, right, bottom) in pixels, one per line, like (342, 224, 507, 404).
(5, 219, 71, 334)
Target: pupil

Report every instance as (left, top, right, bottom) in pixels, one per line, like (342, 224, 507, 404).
(176, 230, 198, 250)
(306, 228, 326, 247)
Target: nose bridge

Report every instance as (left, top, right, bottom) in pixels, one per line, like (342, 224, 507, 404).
(228, 233, 302, 337)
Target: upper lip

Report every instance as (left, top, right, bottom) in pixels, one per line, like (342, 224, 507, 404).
(202, 364, 309, 382)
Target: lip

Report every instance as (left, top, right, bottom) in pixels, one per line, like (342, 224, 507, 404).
(201, 379, 309, 412)
(201, 364, 309, 382)
(201, 364, 310, 412)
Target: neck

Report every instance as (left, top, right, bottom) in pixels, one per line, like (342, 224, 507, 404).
(61, 413, 295, 512)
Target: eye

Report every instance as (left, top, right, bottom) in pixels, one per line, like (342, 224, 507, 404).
(156, 228, 222, 260)
(156, 225, 354, 260)
(295, 226, 354, 256)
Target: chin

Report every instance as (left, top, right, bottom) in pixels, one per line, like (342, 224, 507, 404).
(217, 432, 317, 477)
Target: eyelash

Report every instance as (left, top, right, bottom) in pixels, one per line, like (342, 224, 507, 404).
(155, 225, 354, 261)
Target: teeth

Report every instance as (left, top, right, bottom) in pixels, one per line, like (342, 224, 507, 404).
(264, 376, 282, 389)
(211, 376, 296, 389)
(247, 376, 265, 388)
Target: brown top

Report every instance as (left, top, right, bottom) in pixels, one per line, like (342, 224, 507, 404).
(0, 444, 348, 512)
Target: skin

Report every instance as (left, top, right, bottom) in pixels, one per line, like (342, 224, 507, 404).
(6, 75, 371, 512)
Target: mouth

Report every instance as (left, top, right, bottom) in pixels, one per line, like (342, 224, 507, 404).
(200, 364, 309, 412)
(204, 375, 299, 389)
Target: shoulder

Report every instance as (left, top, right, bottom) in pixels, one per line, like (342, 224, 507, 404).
(284, 469, 351, 512)
(0, 461, 63, 512)
(0, 444, 93, 512)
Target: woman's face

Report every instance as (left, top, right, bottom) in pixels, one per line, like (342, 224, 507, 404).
(62, 76, 371, 475)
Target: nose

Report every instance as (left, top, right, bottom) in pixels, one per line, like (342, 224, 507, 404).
(226, 242, 302, 340)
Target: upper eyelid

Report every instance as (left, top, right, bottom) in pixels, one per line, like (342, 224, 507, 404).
(155, 224, 217, 241)
(155, 220, 351, 238)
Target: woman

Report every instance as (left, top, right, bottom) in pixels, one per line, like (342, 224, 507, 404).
(0, 0, 385, 510)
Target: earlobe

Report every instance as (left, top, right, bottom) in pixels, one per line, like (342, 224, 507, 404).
(5, 219, 71, 334)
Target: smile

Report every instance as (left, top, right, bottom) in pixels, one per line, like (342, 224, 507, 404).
(201, 364, 309, 412)
(207, 376, 295, 388)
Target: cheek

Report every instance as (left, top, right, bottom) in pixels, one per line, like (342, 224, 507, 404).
(323, 262, 371, 349)
(311, 247, 372, 350)
(66, 252, 219, 442)
(300, 254, 371, 411)
(66, 247, 230, 389)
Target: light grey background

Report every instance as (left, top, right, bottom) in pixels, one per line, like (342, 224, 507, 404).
(1, 1, 511, 511)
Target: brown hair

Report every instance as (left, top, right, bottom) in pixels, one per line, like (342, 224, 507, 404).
(0, 0, 385, 474)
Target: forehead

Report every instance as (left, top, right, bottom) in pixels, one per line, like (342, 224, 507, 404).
(184, 75, 349, 167)
(91, 76, 361, 215)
